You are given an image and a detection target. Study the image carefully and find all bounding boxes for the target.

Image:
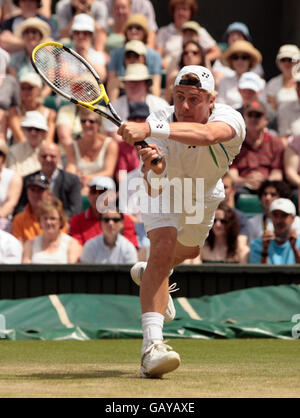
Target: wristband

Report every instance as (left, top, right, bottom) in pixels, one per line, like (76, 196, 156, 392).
(149, 120, 170, 140)
(146, 166, 167, 184)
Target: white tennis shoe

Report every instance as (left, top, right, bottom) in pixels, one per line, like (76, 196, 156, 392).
(140, 342, 181, 378)
(130, 262, 178, 322)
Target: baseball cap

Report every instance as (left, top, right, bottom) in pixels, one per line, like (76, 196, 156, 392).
(269, 198, 296, 216)
(182, 21, 201, 34)
(238, 72, 265, 92)
(125, 40, 147, 56)
(245, 100, 267, 115)
(21, 111, 48, 132)
(276, 44, 300, 61)
(174, 65, 215, 92)
(128, 102, 150, 120)
(20, 72, 43, 89)
(223, 22, 252, 42)
(25, 173, 50, 189)
(71, 13, 95, 33)
(89, 176, 116, 191)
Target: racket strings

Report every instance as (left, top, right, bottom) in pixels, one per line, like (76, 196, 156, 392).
(34, 45, 101, 103)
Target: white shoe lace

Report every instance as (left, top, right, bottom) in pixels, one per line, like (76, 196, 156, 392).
(146, 342, 174, 357)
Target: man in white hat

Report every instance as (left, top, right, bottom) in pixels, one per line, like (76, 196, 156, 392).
(8, 111, 48, 176)
(103, 63, 168, 139)
(118, 65, 246, 378)
(249, 198, 300, 264)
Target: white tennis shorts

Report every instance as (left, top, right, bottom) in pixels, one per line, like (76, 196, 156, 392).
(142, 196, 224, 248)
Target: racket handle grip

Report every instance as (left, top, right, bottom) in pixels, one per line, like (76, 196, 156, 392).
(135, 140, 162, 166)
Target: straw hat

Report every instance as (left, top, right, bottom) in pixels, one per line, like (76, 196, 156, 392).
(123, 14, 148, 37)
(119, 64, 152, 84)
(223, 40, 262, 70)
(15, 17, 51, 41)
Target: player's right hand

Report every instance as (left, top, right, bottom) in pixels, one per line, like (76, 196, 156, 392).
(137, 143, 165, 174)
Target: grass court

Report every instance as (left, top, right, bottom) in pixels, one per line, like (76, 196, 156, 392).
(0, 338, 299, 398)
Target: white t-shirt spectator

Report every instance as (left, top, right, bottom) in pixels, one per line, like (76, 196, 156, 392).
(0, 230, 22, 263)
(81, 234, 138, 264)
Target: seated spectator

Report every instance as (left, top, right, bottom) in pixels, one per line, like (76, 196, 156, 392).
(65, 108, 118, 195)
(8, 72, 56, 144)
(0, 47, 19, 138)
(69, 13, 107, 82)
(266, 44, 300, 111)
(115, 101, 148, 184)
(278, 65, 300, 139)
(156, 0, 220, 70)
(22, 197, 82, 263)
(213, 22, 264, 86)
(283, 133, 300, 203)
(222, 172, 250, 246)
(105, 0, 158, 49)
(15, 142, 82, 219)
(107, 14, 162, 101)
(80, 209, 138, 264)
(104, 0, 130, 55)
(7, 16, 52, 98)
(103, 64, 168, 138)
(8, 110, 48, 176)
(0, 229, 22, 263)
(236, 71, 278, 134)
(249, 198, 300, 264)
(247, 180, 300, 244)
(165, 39, 207, 104)
(12, 172, 52, 243)
(217, 40, 263, 109)
(56, 103, 82, 154)
(0, 0, 55, 53)
(0, 139, 22, 232)
(230, 100, 285, 198)
(200, 202, 249, 264)
(55, 0, 108, 52)
(69, 176, 138, 248)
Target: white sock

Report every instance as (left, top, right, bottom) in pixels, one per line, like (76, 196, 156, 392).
(141, 312, 164, 354)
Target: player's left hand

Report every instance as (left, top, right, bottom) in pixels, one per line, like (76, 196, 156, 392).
(118, 122, 150, 146)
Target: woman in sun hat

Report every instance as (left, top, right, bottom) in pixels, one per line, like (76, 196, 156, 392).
(8, 72, 56, 144)
(70, 13, 107, 82)
(107, 13, 162, 101)
(8, 17, 51, 82)
(217, 40, 264, 109)
(266, 44, 300, 110)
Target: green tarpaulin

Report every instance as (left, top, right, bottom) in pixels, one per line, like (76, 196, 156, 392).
(0, 285, 299, 340)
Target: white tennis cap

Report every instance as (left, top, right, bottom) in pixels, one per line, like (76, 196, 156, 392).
(21, 111, 48, 132)
(71, 13, 95, 33)
(269, 198, 296, 216)
(20, 72, 43, 88)
(89, 176, 116, 191)
(238, 71, 265, 92)
(174, 65, 215, 92)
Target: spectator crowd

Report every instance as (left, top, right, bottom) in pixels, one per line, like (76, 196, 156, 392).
(1, 0, 300, 266)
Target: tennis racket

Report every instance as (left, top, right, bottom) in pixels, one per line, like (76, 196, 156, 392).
(31, 41, 161, 165)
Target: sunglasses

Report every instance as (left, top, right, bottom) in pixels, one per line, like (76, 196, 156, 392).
(246, 111, 264, 119)
(102, 217, 123, 223)
(262, 191, 279, 197)
(127, 25, 143, 31)
(214, 218, 227, 225)
(80, 119, 97, 124)
(21, 85, 35, 91)
(89, 187, 106, 195)
(183, 50, 201, 56)
(125, 51, 140, 60)
(279, 57, 293, 63)
(231, 54, 250, 61)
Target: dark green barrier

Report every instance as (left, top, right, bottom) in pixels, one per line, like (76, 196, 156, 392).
(1, 264, 300, 299)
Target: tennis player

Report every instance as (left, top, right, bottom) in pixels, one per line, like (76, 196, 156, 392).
(118, 65, 246, 378)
